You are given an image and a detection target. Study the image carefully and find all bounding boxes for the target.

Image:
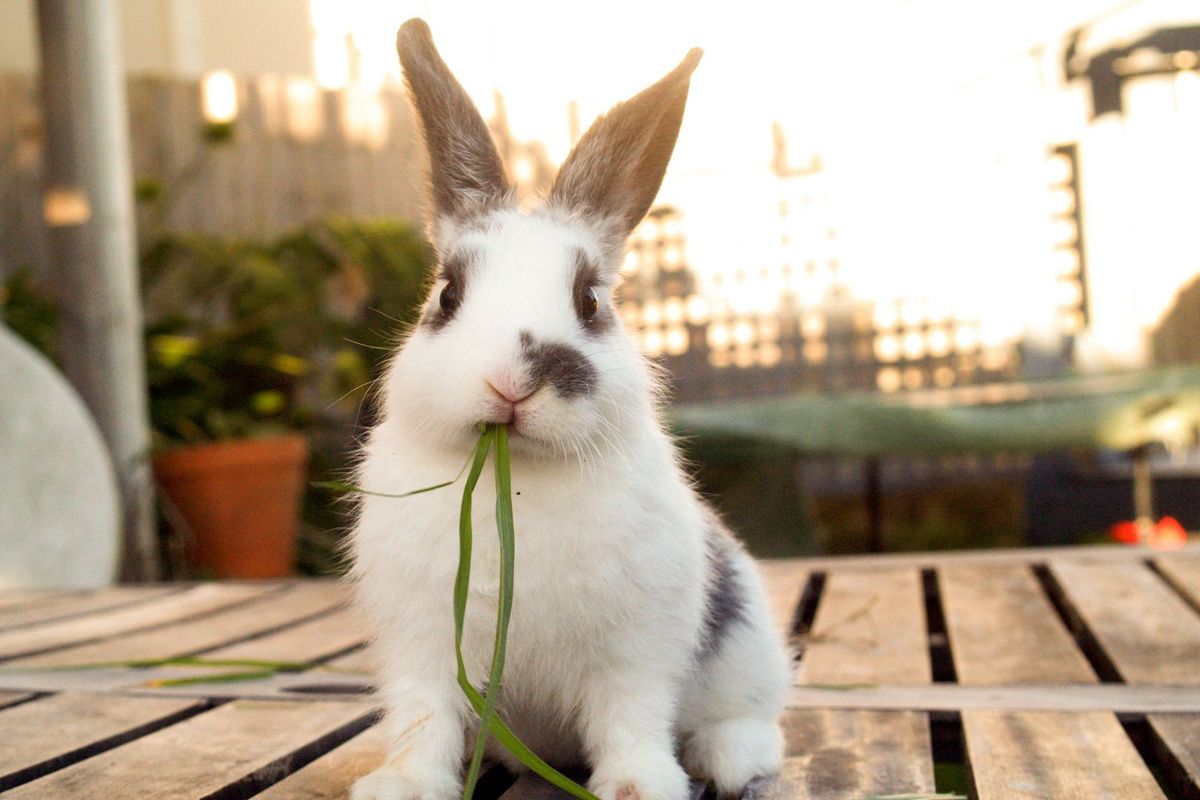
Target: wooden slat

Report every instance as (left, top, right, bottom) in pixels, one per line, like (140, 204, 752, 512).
(1147, 714, 1200, 795)
(963, 710, 1165, 799)
(0, 691, 34, 710)
(0, 692, 202, 790)
(0, 583, 276, 661)
(787, 683, 1200, 714)
(3, 699, 374, 799)
(9, 582, 347, 667)
(758, 559, 808, 638)
(796, 568, 930, 686)
(0, 589, 63, 613)
(744, 709, 935, 799)
(1051, 560, 1200, 684)
(0, 586, 181, 632)
(201, 606, 366, 663)
(1156, 555, 1200, 610)
(251, 726, 384, 799)
(326, 645, 375, 675)
(940, 564, 1096, 684)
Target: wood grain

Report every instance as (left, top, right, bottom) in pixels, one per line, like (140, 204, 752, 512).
(963, 710, 1165, 799)
(796, 568, 931, 686)
(325, 645, 376, 675)
(758, 559, 808, 638)
(0, 583, 276, 661)
(940, 563, 1095, 684)
(1156, 555, 1200, 611)
(3, 699, 375, 799)
(1147, 714, 1200, 797)
(201, 605, 367, 663)
(744, 709, 935, 800)
(252, 725, 385, 799)
(0, 692, 201, 790)
(8, 582, 347, 667)
(0, 691, 33, 710)
(0, 586, 181, 632)
(1051, 560, 1200, 684)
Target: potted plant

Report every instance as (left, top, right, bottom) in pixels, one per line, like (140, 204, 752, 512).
(141, 220, 433, 578)
(142, 232, 318, 578)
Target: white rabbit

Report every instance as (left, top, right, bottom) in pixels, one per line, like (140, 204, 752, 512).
(349, 18, 788, 800)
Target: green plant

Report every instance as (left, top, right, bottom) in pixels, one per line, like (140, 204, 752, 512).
(138, 218, 434, 572)
(1, 269, 60, 361)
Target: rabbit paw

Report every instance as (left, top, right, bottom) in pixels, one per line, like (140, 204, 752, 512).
(589, 754, 690, 800)
(350, 767, 459, 800)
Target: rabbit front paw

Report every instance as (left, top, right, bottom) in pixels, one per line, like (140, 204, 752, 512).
(589, 754, 690, 800)
(350, 767, 459, 800)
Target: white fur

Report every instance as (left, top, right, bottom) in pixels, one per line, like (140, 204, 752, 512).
(347, 206, 788, 800)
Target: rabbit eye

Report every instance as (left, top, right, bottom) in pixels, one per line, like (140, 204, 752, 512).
(439, 281, 462, 316)
(578, 286, 599, 322)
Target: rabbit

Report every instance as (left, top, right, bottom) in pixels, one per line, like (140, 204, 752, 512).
(348, 18, 788, 800)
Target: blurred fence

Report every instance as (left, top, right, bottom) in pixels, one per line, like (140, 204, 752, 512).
(0, 73, 425, 280)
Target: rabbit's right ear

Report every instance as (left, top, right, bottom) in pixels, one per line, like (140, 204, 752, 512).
(550, 49, 702, 244)
(397, 19, 510, 224)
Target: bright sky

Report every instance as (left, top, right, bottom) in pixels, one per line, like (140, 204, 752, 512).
(309, 0, 1200, 367)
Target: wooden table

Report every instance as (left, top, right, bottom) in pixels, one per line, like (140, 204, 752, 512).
(1, 544, 1197, 799)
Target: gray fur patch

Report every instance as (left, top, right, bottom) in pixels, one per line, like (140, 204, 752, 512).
(421, 249, 476, 332)
(519, 330, 597, 399)
(571, 248, 614, 337)
(698, 512, 747, 661)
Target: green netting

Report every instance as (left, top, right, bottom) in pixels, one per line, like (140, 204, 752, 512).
(671, 366, 1200, 459)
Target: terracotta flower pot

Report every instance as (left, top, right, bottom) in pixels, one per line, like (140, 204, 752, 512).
(154, 434, 309, 578)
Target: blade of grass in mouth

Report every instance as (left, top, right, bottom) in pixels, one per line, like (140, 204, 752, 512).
(317, 424, 598, 800)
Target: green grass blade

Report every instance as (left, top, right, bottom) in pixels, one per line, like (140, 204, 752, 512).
(453, 426, 598, 800)
(312, 477, 456, 499)
(463, 426, 518, 799)
(144, 668, 277, 687)
(456, 429, 495, 800)
(314, 451, 474, 499)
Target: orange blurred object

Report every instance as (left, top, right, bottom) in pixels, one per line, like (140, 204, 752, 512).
(1152, 516, 1188, 550)
(154, 435, 309, 577)
(1108, 516, 1189, 550)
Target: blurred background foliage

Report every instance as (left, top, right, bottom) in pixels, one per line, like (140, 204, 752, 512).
(3, 217, 434, 574)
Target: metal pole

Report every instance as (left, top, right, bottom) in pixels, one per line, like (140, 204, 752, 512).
(865, 457, 884, 553)
(1130, 445, 1154, 543)
(36, 0, 157, 580)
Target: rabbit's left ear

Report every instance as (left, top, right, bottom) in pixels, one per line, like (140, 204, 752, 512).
(397, 19, 510, 223)
(550, 49, 702, 242)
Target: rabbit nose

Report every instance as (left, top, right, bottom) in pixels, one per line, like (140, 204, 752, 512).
(487, 381, 535, 405)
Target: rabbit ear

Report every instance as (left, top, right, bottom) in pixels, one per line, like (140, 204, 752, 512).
(550, 49, 702, 241)
(396, 19, 510, 223)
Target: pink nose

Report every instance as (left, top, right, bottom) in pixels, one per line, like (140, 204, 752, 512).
(486, 381, 534, 406)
